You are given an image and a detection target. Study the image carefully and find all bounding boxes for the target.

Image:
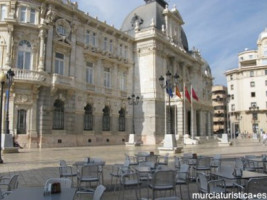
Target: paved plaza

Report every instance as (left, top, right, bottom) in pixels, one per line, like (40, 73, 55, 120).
(1, 138, 267, 199)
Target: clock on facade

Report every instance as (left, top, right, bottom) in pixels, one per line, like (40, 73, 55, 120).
(55, 19, 71, 38)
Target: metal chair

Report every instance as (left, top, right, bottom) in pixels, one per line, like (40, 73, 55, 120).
(194, 157, 211, 176)
(110, 163, 130, 192)
(119, 171, 140, 200)
(92, 184, 106, 200)
(0, 175, 19, 192)
(175, 164, 190, 200)
(77, 164, 100, 191)
(235, 177, 267, 199)
(149, 170, 177, 199)
(158, 153, 169, 166)
(196, 172, 226, 194)
(124, 153, 138, 166)
(210, 154, 221, 171)
(59, 160, 77, 185)
(174, 156, 181, 170)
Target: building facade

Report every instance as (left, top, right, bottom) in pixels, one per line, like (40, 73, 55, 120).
(212, 85, 227, 134)
(0, 0, 213, 148)
(225, 28, 267, 137)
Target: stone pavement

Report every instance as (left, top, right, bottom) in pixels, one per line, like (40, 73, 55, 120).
(0, 138, 266, 199)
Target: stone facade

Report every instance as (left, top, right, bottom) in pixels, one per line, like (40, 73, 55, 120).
(225, 28, 267, 136)
(212, 85, 228, 134)
(0, 0, 213, 148)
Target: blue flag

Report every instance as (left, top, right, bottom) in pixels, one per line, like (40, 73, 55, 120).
(166, 87, 173, 97)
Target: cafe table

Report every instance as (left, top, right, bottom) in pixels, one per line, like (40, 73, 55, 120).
(3, 187, 77, 200)
(211, 168, 267, 180)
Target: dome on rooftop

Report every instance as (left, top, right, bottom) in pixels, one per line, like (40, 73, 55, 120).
(120, 0, 189, 52)
(258, 28, 267, 41)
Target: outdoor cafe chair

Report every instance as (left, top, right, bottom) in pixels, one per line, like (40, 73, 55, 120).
(0, 174, 19, 192)
(125, 153, 138, 166)
(119, 171, 140, 200)
(158, 153, 169, 166)
(77, 164, 100, 191)
(149, 169, 177, 200)
(234, 177, 267, 199)
(110, 163, 130, 192)
(210, 154, 221, 171)
(194, 157, 211, 176)
(196, 172, 226, 194)
(59, 160, 77, 185)
(174, 156, 181, 170)
(175, 164, 190, 200)
(44, 177, 72, 192)
(75, 184, 106, 200)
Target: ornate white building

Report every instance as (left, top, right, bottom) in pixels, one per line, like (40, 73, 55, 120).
(0, 0, 213, 148)
(225, 28, 267, 136)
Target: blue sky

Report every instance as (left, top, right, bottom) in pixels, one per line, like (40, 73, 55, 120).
(75, 0, 267, 85)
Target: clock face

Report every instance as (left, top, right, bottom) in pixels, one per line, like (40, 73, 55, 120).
(55, 19, 70, 37)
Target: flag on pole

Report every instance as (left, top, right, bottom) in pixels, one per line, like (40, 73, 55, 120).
(185, 87, 191, 103)
(176, 86, 181, 98)
(192, 87, 199, 101)
(166, 81, 173, 97)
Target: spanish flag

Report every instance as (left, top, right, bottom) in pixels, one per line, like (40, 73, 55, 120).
(176, 86, 181, 98)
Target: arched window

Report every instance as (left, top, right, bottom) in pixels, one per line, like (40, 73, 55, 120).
(102, 106, 110, 131)
(118, 108, 125, 131)
(17, 109, 26, 134)
(17, 40, 32, 70)
(84, 104, 93, 130)
(53, 99, 64, 130)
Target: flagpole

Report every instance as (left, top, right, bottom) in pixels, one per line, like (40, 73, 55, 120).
(191, 84, 194, 140)
(183, 82, 186, 139)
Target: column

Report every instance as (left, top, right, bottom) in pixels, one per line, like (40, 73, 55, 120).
(5, 25, 13, 68)
(38, 28, 46, 71)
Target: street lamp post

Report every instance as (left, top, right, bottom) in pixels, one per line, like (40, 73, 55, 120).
(4, 69, 15, 135)
(158, 70, 182, 153)
(126, 94, 140, 146)
(0, 72, 6, 164)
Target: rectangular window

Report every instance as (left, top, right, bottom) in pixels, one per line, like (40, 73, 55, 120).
(103, 37, 107, 51)
(265, 70, 267, 75)
(17, 51, 31, 70)
(265, 80, 267, 86)
(104, 68, 111, 88)
(264, 46, 267, 56)
(0, 5, 7, 21)
(30, 8, 35, 24)
(262, 59, 267, 65)
(124, 46, 128, 59)
(251, 92, 256, 97)
(250, 71, 254, 77)
(92, 32, 96, 47)
(249, 55, 253, 59)
(250, 81, 255, 87)
(109, 40, 113, 53)
(119, 44, 123, 57)
(231, 95, 234, 100)
(230, 75, 233, 80)
(20, 6, 27, 22)
(86, 62, 93, 84)
(17, 110, 26, 134)
(85, 30, 90, 45)
(230, 84, 234, 90)
(120, 72, 127, 91)
(55, 52, 64, 75)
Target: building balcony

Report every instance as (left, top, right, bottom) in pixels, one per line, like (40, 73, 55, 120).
(51, 74, 75, 89)
(13, 69, 46, 83)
